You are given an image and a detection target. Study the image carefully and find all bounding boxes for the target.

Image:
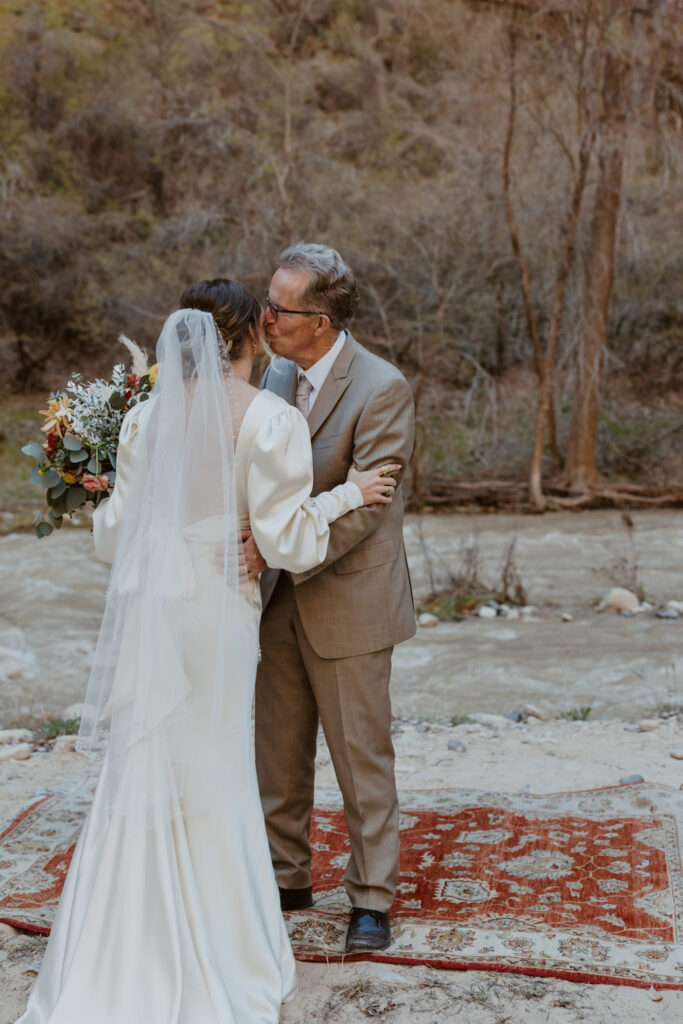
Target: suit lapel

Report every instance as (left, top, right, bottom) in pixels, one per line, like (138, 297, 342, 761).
(307, 334, 357, 439)
(263, 359, 297, 406)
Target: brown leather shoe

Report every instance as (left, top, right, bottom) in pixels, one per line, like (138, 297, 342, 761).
(279, 885, 314, 911)
(345, 908, 392, 952)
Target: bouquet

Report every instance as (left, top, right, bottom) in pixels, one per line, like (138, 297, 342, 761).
(23, 337, 157, 538)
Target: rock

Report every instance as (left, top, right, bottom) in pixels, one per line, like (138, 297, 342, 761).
(521, 605, 537, 616)
(669, 749, 683, 760)
(61, 703, 84, 720)
(469, 712, 511, 729)
(619, 609, 636, 618)
(504, 607, 520, 620)
(476, 605, 497, 619)
(0, 743, 31, 761)
(0, 923, 19, 941)
(53, 735, 78, 754)
(561, 612, 573, 622)
(667, 600, 683, 614)
(447, 739, 467, 753)
(418, 613, 439, 628)
(639, 720, 661, 732)
(503, 710, 523, 722)
(485, 599, 500, 611)
(498, 604, 511, 616)
(598, 587, 641, 613)
(0, 729, 32, 745)
(523, 703, 548, 721)
(655, 608, 678, 620)
(623, 725, 641, 732)
(620, 774, 644, 785)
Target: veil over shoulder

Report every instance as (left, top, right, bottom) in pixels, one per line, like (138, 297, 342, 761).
(77, 308, 255, 826)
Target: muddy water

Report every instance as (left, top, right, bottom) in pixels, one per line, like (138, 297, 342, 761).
(1, 510, 682, 723)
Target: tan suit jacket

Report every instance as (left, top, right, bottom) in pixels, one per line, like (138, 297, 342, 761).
(260, 333, 416, 659)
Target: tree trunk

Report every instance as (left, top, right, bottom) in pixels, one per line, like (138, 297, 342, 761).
(565, 137, 624, 491)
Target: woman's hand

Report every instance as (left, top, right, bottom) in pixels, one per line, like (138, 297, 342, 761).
(347, 463, 401, 506)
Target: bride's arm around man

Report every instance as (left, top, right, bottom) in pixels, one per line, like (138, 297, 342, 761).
(255, 242, 416, 954)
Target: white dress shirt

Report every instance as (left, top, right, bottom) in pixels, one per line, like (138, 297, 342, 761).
(297, 330, 346, 415)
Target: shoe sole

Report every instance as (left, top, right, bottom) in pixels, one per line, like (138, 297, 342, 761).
(344, 940, 392, 953)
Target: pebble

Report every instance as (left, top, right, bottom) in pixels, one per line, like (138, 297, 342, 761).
(0, 743, 31, 761)
(447, 739, 467, 753)
(61, 703, 85, 720)
(561, 612, 573, 622)
(504, 608, 520, 620)
(0, 729, 33, 745)
(619, 610, 636, 618)
(669, 750, 683, 760)
(667, 600, 683, 614)
(619, 774, 644, 785)
(648, 986, 663, 1002)
(523, 703, 548, 721)
(521, 606, 537, 616)
(639, 720, 661, 732)
(476, 605, 497, 619)
(0, 923, 19, 941)
(503, 710, 523, 722)
(623, 725, 641, 732)
(641, 601, 654, 612)
(485, 600, 500, 611)
(469, 712, 512, 729)
(598, 587, 641, 613)
(656, 608, 678, 620)
(53, 735, 78, 754)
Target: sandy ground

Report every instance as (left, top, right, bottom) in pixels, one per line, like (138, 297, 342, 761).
(1, 716, 682, 1023)
(1, 509, 683, 1020)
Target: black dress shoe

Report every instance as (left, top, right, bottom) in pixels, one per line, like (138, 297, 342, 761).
(279, 885, 314, 911)
(345, 908, 392, 952)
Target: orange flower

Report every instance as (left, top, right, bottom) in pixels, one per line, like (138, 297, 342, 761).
(61, 471, 80, 484)
(40, 397, 72, 436)
(81, 474, 109, 492)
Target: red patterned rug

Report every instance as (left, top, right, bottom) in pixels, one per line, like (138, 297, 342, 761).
(1, 782, 682, 989)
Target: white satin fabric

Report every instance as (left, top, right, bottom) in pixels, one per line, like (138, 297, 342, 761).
(17, 389, 361, 1024)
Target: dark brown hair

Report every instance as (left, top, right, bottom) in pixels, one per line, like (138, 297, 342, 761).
(179, 278, 262, 359)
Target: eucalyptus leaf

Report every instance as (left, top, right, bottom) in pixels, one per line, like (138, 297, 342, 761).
(65, 485, 88, 514)
(48, 509, 63, 528)
(31, 511, 42, 526)
(36, 521, 53, 539)
(62, 434, 82, 451)
(107, 470, 116, 486)
(51, 493, 67, 517)
(21, 442, 45, 462)
(30, 465, 60, 488)
(108, 391, 126, 410)
(48, 479, 68, 500)
(68, 449, 89, 463)
(87, 457, 99, 474)
(139, 392, 149, 401)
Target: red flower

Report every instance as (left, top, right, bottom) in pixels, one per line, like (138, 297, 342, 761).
(126, 374, 140, 389)
(81, 474, 110, 493)
(43, 432, 59, 458)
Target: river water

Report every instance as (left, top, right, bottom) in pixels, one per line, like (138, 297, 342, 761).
(1, 509, 682, 723)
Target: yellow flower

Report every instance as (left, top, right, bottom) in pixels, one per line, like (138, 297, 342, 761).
(40, 397, 72, 436)
(148, 364, 158, 387)
(61, 471, 79, 484)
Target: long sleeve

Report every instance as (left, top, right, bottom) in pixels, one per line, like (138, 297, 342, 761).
(247, 404, 362, 574)
(91, 404, 146, 564)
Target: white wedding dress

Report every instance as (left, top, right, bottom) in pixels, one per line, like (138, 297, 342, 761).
(17, 385, 362, 1024)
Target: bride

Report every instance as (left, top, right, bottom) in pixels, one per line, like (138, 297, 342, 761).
(17, 283, 398, 1024)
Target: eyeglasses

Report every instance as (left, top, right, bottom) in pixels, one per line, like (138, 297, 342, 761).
(265, 294, 326, 320)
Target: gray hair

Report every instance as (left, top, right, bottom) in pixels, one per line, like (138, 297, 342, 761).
(277, 243, 360, 331)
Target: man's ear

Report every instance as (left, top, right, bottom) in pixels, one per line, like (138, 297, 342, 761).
(313, 314, 331, 335)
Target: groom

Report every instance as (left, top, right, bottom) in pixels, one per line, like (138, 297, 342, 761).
(253, 243, 416, 952)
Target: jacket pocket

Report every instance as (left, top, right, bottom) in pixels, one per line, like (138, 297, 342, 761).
(334, 539, 398, 574)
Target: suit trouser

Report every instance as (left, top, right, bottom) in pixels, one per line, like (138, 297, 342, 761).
(255, 573, 399, 913)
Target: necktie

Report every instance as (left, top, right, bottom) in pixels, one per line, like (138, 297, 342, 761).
(295, 374, 313, 417)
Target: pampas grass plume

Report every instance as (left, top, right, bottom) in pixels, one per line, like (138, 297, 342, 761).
(118, 334, 150, 376)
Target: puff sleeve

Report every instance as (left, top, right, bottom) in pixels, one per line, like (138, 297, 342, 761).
(92, 403, 147, 564)
(247, 404, 362, 573)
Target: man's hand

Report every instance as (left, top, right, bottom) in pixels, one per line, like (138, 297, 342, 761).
(241, 529, 267, 579)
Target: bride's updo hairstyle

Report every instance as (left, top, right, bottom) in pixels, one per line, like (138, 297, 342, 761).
(179, 278, 262, 359)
